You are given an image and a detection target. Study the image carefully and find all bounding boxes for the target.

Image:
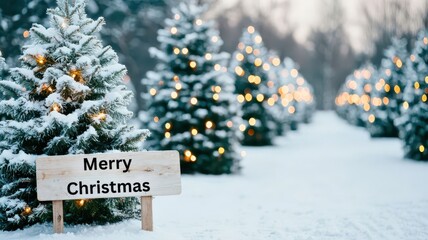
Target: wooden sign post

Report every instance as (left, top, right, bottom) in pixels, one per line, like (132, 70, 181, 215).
(36, 151, 181, 233)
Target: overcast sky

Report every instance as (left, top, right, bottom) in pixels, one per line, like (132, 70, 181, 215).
(210, 0, 426, 53)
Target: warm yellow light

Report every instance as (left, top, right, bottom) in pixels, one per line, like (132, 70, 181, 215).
(175, 83, 182, 90)
(149, 88, 157, 96)
(281, 99, 289, 107)
(23, 30, 30, 38)
(173, 48, 180, 54)
(290, 69, 298, 78)
(153, 116, 159, 123)
(239, 124, 246, 132)
(368, 114, 375, 123)
(235, 66, 245, 76)
(24, 206, 32, 214)
(205, 53, 212, 60)
(189, 61, 197, 69)
(171, 91, 178, 99)
(425, 76, 428, 84)
(248, 75, 255, 83)
(267, 98, 275, 106)
(384, 84, 390, 92)
(383, 97, 389, 105)
(214, 86, 222, 93)
(247, 25, 255, 34)
(248, 117, 256, 126)
(403, 101, 409, 110)
(51, 103, 61, 112)
(363, 103, 370, 111)
(184, 150, 192, 157)
(419, 145, 425, 153)
(237, 94, 245, 103)
(226, 121, 233, 128)
(424, 37, 428, 45)
(414, 82, 420, 89)
(218, 147, 225, 155)
(237, 42, 244, 50)
(394, 85, 401, 94)
(205, 120, 213, 129)
(92, 112, 107, 122)
(36, 55, 46, 65)
(348, 80, 357, 90)
(189, 97, 198, 105)
(170, 27, 178, 34)
(254, 35, 262, 44)
(245, 93, 252, 102)
(422, 94, 427, 102)
(262, 63, 270, 71)
(164, 132, 171, 138)
(364, 84, 372, 93)
(253, 76, 261, 85)
(190, 155, 197, 162)
(272, 57, 280, 66)
(288, 106, 295, 114)
(245, 46, 253, 54)
(191, 128, 198, 136)
(181, 48, 189, 55)
(254, 58, 262, 67)
(236, 53, 244, 61)
(296, 77, 305, 86)
(173, 75, 180, 82)
(256, 94, 264, 102)
(396, 59, 403, 68)
(165, 122, 171, 130)
(41, 83, 53, 93)
(214, 64, 221, 71)
(77, 199, 85, 207)
(213, 93, 219, 101)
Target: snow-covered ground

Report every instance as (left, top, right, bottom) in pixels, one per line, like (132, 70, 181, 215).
(2, 111, 428, 240)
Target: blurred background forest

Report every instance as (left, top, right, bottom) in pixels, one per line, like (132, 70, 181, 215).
(1, 0, 427, 110)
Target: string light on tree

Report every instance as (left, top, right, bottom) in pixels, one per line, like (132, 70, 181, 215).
(0, 0, 150, 230)
(229, 25, 277, 145)
(141, 1, 241, 174)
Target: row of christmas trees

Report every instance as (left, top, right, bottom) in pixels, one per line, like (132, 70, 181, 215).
(335, 29, 428, 161)
(0, 0, 315, 231)
(139, 2, 316, 174)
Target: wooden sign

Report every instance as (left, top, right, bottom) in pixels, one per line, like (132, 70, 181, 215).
(36, 151, 181, 233)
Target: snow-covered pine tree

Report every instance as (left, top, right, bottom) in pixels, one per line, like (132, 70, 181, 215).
(338, 67, 372, 127)
(265, 52, 286, 135)
(366, 38, 408, 137)
(141, 1, 241, 174)
(0, 0, 149, 230)
(0, 55, 9, 80)
(280, 58, 304, 130)
(230, 26, 276, 145)
(396, 30, 428, 160)
(357, 64, 376, 126)
(0, 54, 23, 120)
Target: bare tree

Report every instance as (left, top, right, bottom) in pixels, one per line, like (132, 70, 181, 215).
(307, 0, 355, 110)
(360, 0, 427, 65)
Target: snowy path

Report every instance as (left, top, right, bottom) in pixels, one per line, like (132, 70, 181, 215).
(2, 111, 428, 240)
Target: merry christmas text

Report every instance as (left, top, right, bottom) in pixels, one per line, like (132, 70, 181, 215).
(84, 157, 132, 172)
(67, 180, 150, 195)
